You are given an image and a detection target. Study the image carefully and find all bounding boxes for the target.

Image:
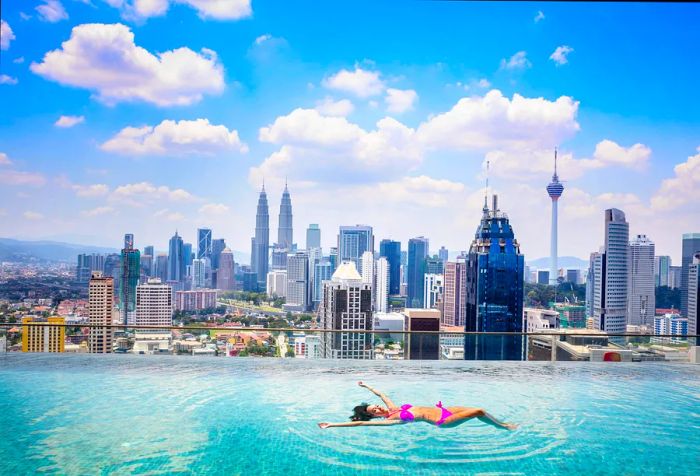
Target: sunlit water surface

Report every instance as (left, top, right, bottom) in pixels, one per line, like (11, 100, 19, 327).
(1, 354, 699, 475)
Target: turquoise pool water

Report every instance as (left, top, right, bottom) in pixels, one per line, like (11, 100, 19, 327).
(1, 354, 699, 475)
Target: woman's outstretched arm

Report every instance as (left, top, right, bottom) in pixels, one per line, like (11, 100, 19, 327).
(358, 381, 397, 409)
(318, 420, 405, 429)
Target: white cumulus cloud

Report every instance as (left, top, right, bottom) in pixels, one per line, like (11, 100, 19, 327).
(81, 206, 115, 217)
(550, 45, 574, 65)
(651, 146, 700, 211)
(500, 51, 531, 70)
(0, 75, 18, 85)
(314, 97, 354, 117)
(55, 115, 85, 128)
(73, 183, 110, 197)
(36, 0, 69, 23)
(199, 203, 229, 215)
(105, 0, 251, 20)
(154, 208, 185, 221)
(1, 20, 15, 50)
(31, 23, 225, 106)
(534, 11, 545, 23)
(101, 118, 247, 155)
(111, 182, 197, 206)
(322, 66, 385, 98)
(385, 88, 418, 113)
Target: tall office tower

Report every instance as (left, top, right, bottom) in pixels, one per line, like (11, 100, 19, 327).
(307, 247, 322, 303)
(306, 224, 321, 250)
(140, 254, 153, 280)
(375, 257, 389, 313)
(438, 246, 449, 265)
(144, 246, 154, 259)
(423, 273, 444, 309)
(183, 242, 193, 269)
(329, 247, 338, 272)
(361, 251, 375, 286)
(271, 246, 288, 270)
(266, 269, 288, 298)
(88, 271, 114, 354)
(669, 266, 682, 289)
(21, 316, 65, 353)
(547, 149, 565, 285)
(313, 260, 333, 305)
(464, 195, 525, 360)
(217, 248, 235, 291)
(167, 231, 185, 283)
(425, 256, 444, 274)
(443, 259, 467, 327)
(197, 228, 212, 260)
(192, 258, 206, 289)
(211, 238, 226, 270)
(277, 182, 293, 249)
(76, 253, 105, 283)
(592, 208, 630, 334)
(251, 186, 270, 291)
(135, 278, 173, 328)
(155, 254, 168, 283)
(286, 251, 310, 311)
(120, 233, 140, 325)
(104, 253, 121, 281)
(654, 255, 671, 287)
(681, 233, 700, 317)
(318, 261, 373, 359)
(407, 237, 429, 308)
(586, 252, 600, 318)
(379, 239, 401, 295)
(338, 225, 374, 274)
(687, 253, 700, 344)
(628, 235, 656, 326)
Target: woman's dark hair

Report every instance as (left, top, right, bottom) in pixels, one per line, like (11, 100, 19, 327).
(350, 403, 377, 421)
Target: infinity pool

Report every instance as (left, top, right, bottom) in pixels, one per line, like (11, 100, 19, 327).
(1, 354, 698, 475)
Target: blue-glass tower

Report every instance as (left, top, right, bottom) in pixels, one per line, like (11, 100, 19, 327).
(119, 233, 140, 325)
(407, 237, 429, 308)
(277, 182, 293, 249)
(379, 239, 401, 295)
(251, 185, 270, 290)
(168, 231, 185, 283)
(464, 195, 525, 360)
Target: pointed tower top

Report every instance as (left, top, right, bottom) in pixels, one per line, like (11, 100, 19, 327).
(261, 177, 265, 192)
(483, 160, 490, 215)
(553, 147, 559, 181)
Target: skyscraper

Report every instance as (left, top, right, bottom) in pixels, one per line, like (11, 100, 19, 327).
(407, 237, 429, 308)
(277, 182, 293, 249)
(88, 271, 114, 354)
(681, 233, 700, 318)
(654, 255, 671, 287)
(423, 273, 444, 309)
(155, 254, 168, 283)
(217, 248, 235, 291)
(687, 253, 700, 344)
(144, 246, 154, 259)
(361, 251, 374, 286)
(313, 260, 332, 305)
(77, 253, 105, 283)
(464, 195, 525, 360)
(167, 231, 185, 284)
(286, 251, 310, 311)
(379, 239, 401, 295)
(438, 246, 449, 265)
(375, 257, 389, 313)
(135, 278, 173, 328)
(251, 186, 270, 291)
(306, 224, 321, 250)
(120, 233, 140, 325)
(592, 208, 629, 334)
(197, 228, 212, 260)
(211, 238, 226, 270)
(318, 261, 373, 359)
(338, 225, 374, 274)
(192, 258, 206, 289)
(443, 259, 467, 327)
(585, 251, 600, 318)
(547, 149, 564, 285)
(628, 235, 655, 326)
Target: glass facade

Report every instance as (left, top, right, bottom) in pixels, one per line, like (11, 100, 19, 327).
(407, 237, 429, 308)
(379, 239, 401, 295)
(337, 226, 373, 274)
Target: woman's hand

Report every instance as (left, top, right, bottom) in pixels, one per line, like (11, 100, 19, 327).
(358, 381, 367, 388)
(318, 422, 331, 429)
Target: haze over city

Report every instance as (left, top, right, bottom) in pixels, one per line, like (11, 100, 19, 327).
(1, 1, 698, 262)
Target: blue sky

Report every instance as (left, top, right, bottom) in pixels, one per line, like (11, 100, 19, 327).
(1, 0, 698, 264)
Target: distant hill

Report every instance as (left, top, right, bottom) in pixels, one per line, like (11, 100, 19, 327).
(526, 256, 588, 270)
(0, 238, 118, 263)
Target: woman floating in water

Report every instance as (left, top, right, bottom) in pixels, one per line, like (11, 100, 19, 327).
(318, 382, 517, 430)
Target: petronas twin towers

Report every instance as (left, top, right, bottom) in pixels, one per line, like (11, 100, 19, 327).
(251, 182, 293, 289)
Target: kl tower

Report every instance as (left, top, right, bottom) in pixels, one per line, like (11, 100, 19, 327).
(546, 149, 564, 285)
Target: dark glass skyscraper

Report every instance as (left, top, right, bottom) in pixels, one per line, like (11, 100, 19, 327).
(681, 233, 700, 318)
(338, 225, 373, 274)
(119, 233, 140, 325)
(407, 237, 429, 308)
(197, 228, 212, 260)
(464, 196, 525, 360)
(211, 238, 227, 270)
(278, 183, 293, 249)
(168, 231, 185, 283)
(379, 239, 401, 295)
(251, 186, 270, 290)
(306, 224, 321, 250)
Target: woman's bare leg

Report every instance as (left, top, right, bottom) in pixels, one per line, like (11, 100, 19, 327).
(441, 407, 517, 430)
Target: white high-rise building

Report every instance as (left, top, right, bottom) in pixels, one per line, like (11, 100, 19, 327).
(375, 257, 389, 313)
(192, 258, 207, 289)
(423, 273, 444, 309)
(286, 251, 310, 311)
(319, 261, 373, 359)
(593, 208, 629, 335)
(88, 271, 114, 354)
(361, 251, 374, 286)
(688, 254, 700, 343)
(628, 235, 656, 326)
(135, 278, 173, 328)
(546, 150, 564, 285)
(266, 269, 287, 298)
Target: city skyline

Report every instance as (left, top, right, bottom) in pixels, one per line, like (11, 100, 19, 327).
(0, 2, 699, 263)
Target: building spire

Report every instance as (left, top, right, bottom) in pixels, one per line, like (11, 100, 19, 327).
(553, 147, 559, 181)
(483, 160, 490, 215)
(261, 177, 265, 192)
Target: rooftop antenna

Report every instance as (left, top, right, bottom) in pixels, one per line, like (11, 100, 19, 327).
(262, 176, 265, 192)
(554, 147, 559, 180)
(483, 160, 490, 213)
